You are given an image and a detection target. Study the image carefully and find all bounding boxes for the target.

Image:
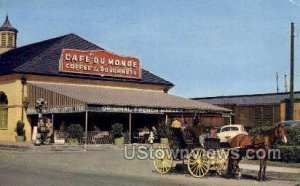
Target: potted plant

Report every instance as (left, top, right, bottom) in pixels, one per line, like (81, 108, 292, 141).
(112, 123, 124, 145)
(54, 123, 66, 144)
(158, 123, 169, 144)
(15, 120, 25, 142)
(65, 124, 84, 144)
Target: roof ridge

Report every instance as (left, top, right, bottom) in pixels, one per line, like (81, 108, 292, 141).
(0, 33, 69, 56)
(14, 34, 70, 71)
(142, 69, 174, 86)
(17, 33, 69, 49)
(68, 33, 104, 50)
(14, 33, 103, 72)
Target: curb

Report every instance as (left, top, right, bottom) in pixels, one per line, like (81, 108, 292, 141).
(0, 143, 32, 151)
(0, 142, 125, 152)
(0, 142, 158, 152)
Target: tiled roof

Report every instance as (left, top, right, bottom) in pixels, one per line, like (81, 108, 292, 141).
(192, 92, 300, 105)
(0, 16, 18, 32)
(29, 82, 231, 113)
(0, 33, 174, 87)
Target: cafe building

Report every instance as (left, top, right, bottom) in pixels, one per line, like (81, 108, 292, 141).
(0, 16, 230, 143)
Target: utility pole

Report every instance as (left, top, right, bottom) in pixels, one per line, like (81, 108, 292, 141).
(276, 72, 279, 93)
(289, 22, 295, 120)
(285, 74, 288, 92)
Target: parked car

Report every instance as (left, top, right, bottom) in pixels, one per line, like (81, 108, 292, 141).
(217, 124, 248, 143)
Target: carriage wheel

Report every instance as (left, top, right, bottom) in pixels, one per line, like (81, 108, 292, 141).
(153, 144, 173, 174)
(215, 158, 228, 176)
(187, 148, 210, 178)
(215, 149, 228, 176)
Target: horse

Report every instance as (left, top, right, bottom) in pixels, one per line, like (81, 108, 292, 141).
(226, 124, 287, 181)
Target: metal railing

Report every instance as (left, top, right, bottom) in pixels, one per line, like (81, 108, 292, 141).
(55, 131, 131, 144)
(85, 131, 114, 144)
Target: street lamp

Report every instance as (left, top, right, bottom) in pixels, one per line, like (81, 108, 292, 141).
(34, 98, 48, 145)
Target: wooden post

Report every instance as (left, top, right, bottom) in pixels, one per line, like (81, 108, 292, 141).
(129, 113, 132, 144)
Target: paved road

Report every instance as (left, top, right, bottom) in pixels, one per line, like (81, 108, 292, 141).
(0, 149, 299, 186)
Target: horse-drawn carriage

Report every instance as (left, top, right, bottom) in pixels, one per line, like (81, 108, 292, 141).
(153, 123, 288, 181)
(153, 127, 228, 178)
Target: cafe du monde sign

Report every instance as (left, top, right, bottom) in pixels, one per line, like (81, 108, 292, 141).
(59, 49, 141, 79)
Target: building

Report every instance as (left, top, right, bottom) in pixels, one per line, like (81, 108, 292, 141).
(193, 91, 300, 128)
(0, 15, 17, 54)
(0, 16, 230, 142)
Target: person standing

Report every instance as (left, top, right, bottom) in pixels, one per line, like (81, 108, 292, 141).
(193, 116, 200, 127)
(46, 119, 53, 143)
(171, 118, 182, 128)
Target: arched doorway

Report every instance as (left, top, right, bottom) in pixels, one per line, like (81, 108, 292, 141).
(0, 92, 8, 129)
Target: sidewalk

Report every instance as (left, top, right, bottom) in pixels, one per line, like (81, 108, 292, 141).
(240, 163, 300, 174)
(0, 141, 32, 150)
(0, 140, 123, 152)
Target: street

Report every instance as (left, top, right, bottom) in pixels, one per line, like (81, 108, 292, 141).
(0, 149, 299, 186)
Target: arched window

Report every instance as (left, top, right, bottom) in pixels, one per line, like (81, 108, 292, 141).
(0, 92, 8, 129)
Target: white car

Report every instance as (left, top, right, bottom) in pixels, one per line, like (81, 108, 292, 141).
(217, 124, 248, 143)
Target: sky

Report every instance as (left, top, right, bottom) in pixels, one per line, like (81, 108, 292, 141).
(1, 0, 300, 98)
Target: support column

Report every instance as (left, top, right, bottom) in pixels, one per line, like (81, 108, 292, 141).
(51, 113, 54, 143)
(85, 108, 88, 149)
(165, 114, 168, 124)
(21, 77, 26, 121)
(51, 113, 54, 125)
(129, 113, 132, 144)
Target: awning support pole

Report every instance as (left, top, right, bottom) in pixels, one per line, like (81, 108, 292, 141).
(51, 113, 54, 143)
(165, 114, 168, 124)
(129, 113, 132, 144)
(84, 107, 88, 151)
(51, 113, 54, 125)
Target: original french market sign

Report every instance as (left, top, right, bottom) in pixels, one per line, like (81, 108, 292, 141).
(59, 49, 142, 79)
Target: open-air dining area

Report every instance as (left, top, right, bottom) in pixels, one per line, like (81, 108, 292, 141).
(43, 112, 164, 145)
(23, 74, 230, 146)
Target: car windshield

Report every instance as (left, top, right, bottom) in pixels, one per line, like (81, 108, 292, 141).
(221, 127, 230, 132)
(230, 127, 239, 131)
